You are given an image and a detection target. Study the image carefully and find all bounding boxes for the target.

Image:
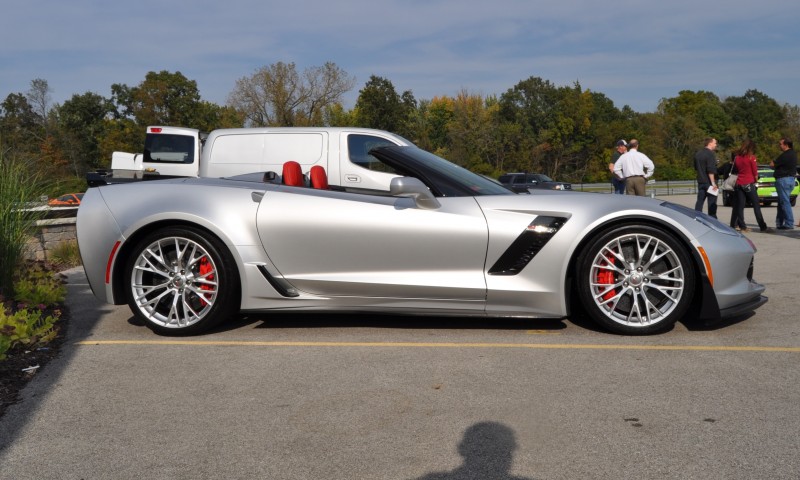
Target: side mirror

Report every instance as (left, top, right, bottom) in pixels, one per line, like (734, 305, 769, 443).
(390, 177, 441, 209)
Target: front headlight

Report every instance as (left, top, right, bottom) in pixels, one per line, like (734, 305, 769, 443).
(661, 201, 739, 236)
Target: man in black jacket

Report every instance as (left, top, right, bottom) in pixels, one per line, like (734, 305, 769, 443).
(694, 137, 719, 218)
(771, 138, 798, 229)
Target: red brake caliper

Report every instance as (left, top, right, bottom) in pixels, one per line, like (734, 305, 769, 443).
(596, 253, 617, 302)
(198, 257, 214, 306)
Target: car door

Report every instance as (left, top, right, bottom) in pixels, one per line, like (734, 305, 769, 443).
(255, 188, 488, 306)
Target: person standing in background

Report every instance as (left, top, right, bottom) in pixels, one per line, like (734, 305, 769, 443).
(693, 137, 719, 218)
(729, 139, 770, 232)
(613, 139, 654, 196)
(609, 140, 627, 194)
(771, 138, 797, 230)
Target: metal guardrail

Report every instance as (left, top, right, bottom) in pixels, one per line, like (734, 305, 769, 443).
(572, 180, 698, 196)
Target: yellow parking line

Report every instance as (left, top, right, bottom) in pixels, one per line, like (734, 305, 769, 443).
(75, 340, 800, 353)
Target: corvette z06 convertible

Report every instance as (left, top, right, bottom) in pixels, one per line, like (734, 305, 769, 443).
(77, 146, 766, 336)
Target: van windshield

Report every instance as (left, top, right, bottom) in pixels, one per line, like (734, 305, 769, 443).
(144, 134, 195, 164)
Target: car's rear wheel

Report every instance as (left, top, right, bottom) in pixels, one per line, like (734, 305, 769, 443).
(576, 225, 695, 335)
(125, 227, 239, 335)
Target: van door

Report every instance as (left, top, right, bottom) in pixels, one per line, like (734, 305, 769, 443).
(338, 132, 403, 192)
(203, 131, 328, 178)
(142, 129, 200, 177)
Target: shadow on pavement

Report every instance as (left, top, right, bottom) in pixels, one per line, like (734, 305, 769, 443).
(0, 267, 112, 451)
(408, 422, 537, 480)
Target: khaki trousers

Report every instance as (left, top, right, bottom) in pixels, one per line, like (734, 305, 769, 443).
(625, 176, 646, 196)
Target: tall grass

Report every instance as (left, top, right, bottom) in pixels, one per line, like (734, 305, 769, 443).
(48, 240, 82, 269)
(0, 152, 46, 297)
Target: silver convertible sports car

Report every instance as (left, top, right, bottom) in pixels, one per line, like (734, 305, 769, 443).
(77, 146, 767, 336)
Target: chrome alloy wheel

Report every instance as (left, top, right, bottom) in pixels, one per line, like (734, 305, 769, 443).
(589, 232, 686, 328)
(130, 236, 219, 329)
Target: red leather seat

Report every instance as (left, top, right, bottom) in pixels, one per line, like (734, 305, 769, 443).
(310, 165, 329, 189)
(282, 161, 304, 187)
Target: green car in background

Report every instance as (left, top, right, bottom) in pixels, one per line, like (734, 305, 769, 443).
(722, 165, 799, 207)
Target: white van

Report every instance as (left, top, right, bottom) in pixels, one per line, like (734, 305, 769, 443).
(97, 126, 414, 192)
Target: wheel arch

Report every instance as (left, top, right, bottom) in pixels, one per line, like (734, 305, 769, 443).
(564, 215, 710, 320)
(111, 220, 243, 306)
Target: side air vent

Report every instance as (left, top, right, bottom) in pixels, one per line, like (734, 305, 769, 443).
(488, 216, 568, 276)
(257, 265, 300, 297)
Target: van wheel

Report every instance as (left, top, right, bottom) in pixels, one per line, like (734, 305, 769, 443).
(575, 225, 695, 335)
(125, 227, 239, 335)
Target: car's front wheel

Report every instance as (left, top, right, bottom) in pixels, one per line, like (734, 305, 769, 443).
(125, 227, 239, 335)
(576, 225, 695, 335)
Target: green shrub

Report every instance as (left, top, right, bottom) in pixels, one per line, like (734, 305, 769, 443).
(0, 304, 59, 360)
(12, 264, 66, 306)
(0, 334, 10, 361)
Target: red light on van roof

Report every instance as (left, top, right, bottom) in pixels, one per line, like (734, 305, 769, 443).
(150, 127, 162, 133)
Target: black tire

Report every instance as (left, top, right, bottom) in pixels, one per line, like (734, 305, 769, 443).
(125, 226, 240, 335)
(575, 225, 695, 335)
(791, 197, 797, 207)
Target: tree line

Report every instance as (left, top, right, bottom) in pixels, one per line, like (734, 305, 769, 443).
(2, 62, 799, 194)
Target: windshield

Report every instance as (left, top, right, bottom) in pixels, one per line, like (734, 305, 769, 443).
(369, 146, 514, 197)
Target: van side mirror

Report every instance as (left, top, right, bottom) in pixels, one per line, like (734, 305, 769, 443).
(389, 177, 441, 209)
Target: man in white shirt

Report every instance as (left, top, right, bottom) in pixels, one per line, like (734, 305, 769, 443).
(613, 139, 655, 196)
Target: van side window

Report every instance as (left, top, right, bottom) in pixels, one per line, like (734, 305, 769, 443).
(144, 134, 195, 164)
(347, 134, 398, 174)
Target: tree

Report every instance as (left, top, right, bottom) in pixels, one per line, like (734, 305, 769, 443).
(538, 84, 595, 179)
(658, 90, 730, 149)
(192, 101, 244, 131)
(723, 89, 785, 159)
(419, 96, 455, 153)
(111, 70, 203, 128)
(499, 76, 560, 136)
(1, 88, 62, 179)
(56, 92, 115, 173)
(353, 75, 417, 137)
(26, 78, 52, 133)
(498, 78, 601, 181)
(653, 90, 732, 179)
(0, 93, 40, 153)
(445, 90, 498, 174)
(105, 71, 238, 156)
(782, 103, 800, 145)
(324, 103, 357, 127)
(228, 61, 355, 127)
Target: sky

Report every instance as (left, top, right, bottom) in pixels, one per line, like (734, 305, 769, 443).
(2, 0, 800, 114)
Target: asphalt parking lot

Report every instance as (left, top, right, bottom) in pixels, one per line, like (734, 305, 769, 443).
(1, 194, 798, 480)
